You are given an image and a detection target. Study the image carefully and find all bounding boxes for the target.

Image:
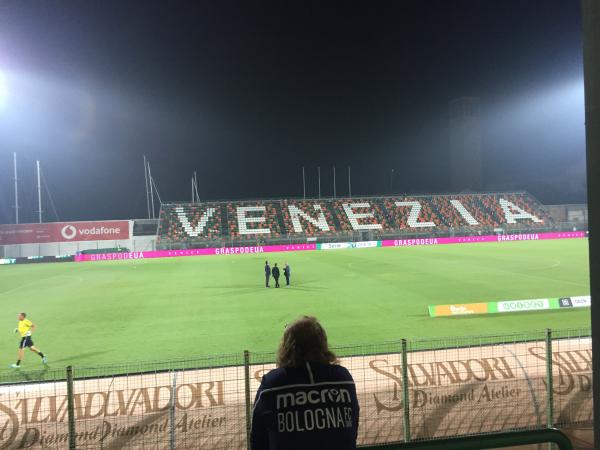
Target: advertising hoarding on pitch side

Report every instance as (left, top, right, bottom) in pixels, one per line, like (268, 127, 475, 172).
(429, 296, 591, 317)
(497, 299, 550, 312)
(430, 303, 489, 316)
(318, 241, 380, 250)
(0, 337, 591, 449)
(0, 221, 130, 245)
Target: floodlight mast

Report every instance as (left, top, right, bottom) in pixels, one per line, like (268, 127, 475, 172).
(143, 155, 151, 219)
(348, 166, 351, 198)
(36, 160, 42, 223)
(317, 166, 321, 199)
(148, 162, 155, 219)
(333, 166, 336, 199)
(302, 166, 306, 199)
(13, 152, 19, 224)
(193, 171, 200, 203)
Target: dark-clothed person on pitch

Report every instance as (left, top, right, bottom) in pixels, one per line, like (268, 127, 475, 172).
(272, 263, 280, 288)
(251, 316, 359, 450)
(265, 261, 271, 288)
(284, 263, 291, 286)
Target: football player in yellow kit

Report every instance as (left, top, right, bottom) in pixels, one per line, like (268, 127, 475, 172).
(11, 312, 47, 368)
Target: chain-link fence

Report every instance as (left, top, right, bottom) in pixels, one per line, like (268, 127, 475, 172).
(0, 328, 592, 449)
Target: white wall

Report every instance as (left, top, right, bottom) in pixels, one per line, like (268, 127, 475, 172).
(1, 236, 156, 257)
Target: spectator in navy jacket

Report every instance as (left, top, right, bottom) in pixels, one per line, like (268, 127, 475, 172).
(251, 316, 359, 450)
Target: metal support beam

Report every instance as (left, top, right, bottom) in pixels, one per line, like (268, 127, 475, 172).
(143, 155, 151, 218)
(318, 166, 321, 199)
(244, 350, 252, 449)
(194, 171, 200, 202)
(545, 329, 554, 432)
(302, 167, 306, 199)
(348, 166, 351, 198)
(148, 162, 155, 219)
(363, 428, 572, 450)
(333, 166, 336, 198)
(66, 366, 76, 450)
(13, 152, 19, 224)
(36, 160, 42, 223)
(581, 0, 600, 446)
(401, 339, 411, 442)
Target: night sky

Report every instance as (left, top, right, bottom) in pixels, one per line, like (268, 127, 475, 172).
(0, 0, 586, 224)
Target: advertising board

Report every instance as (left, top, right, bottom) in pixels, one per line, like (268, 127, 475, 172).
(430, 296, 591, 317)
(0, 221, 130, 245)
(0, 337, 591, 449)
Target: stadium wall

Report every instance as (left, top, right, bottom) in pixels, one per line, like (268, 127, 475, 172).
(546, 204, 588, 225)
(1, 235, 156, 258)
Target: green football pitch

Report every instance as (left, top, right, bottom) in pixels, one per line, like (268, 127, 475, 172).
(0, 239, 590, 372)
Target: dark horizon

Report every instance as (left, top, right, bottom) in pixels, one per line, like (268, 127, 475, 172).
(0, 0, 587, 224)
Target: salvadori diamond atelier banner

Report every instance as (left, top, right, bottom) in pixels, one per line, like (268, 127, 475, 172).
(0, 336, 591, 449)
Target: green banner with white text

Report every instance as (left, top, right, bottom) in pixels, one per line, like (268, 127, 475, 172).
(429, 295, 591, 317)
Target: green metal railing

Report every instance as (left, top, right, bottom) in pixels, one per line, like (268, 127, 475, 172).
(364, 428, 572, 450)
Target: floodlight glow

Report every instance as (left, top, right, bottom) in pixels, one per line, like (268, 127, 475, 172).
(0, 71, 7, 108)
(484, 76, 586, 157)
(0, 70, 102, 149)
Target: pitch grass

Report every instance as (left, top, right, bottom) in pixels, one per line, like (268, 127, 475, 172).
(0, 239, 590, 373)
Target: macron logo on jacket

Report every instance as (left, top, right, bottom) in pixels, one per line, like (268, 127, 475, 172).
(276, 387, 352, 408)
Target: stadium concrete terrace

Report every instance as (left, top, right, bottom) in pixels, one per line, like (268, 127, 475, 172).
(157, 192, 552, 243)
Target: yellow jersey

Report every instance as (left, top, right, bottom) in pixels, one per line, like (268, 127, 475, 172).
(18, 319, 33, 337)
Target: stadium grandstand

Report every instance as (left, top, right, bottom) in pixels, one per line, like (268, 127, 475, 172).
(156, 191, 557, 249)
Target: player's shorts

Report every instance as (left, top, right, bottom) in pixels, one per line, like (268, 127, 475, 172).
(19, 336, 33, 349)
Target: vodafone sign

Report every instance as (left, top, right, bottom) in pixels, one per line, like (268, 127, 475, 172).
(61, 225, 77, 240)
(0, 221, 130, 245)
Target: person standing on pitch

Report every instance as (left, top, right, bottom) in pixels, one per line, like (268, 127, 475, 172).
(11, 313, 47, 368)
(284, 262, 291, 286)
(272, 263, 281, 288)
(265, 261, 271, 288)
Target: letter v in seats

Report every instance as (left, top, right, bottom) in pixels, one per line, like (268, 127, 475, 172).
(175, 206, 217, 237)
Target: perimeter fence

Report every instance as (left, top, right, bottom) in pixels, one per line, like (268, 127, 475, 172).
(0, 327, 592, 449)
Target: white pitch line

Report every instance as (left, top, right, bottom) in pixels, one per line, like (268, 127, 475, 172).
(0, 275, 83, 297)
(530, 260, 562, 270)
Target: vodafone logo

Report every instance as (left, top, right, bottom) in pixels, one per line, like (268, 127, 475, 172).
(59, 223, 125, 241)
(61, 225, 77, 240)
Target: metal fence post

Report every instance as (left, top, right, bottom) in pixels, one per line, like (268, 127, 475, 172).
(401, 339, 411, 442)
(244, 350, 252, 450)
(66, 365, 76, 450)
(170, 370, 178, 450)
(545, 329, 554, 430)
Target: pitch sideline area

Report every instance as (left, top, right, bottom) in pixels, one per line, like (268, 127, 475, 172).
(0, 239, 590, 370)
